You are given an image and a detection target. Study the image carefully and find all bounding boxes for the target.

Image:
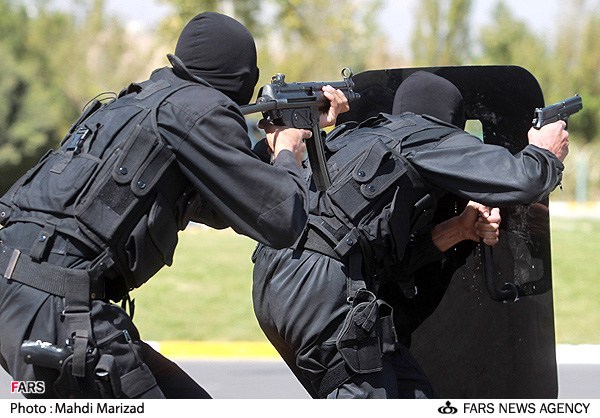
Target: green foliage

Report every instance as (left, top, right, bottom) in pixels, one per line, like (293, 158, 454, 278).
(0, 0, 159, 194)
(478, 2, 549, 73)
(156, 0, 263, 48)
(264, 0, 384, 81)
(0, 0, 78, 192)
(411, 0, 473, 65)
(157, 0, 384, 83)
(551, 1, 600, 143)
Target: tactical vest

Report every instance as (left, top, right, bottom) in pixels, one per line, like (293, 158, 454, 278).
(303, 113, 461, 290)
(0, 68, 200, 301)
(302, 113, 463, 397)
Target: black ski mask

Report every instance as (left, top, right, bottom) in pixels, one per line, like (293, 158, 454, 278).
(392, 71, 466, 129)
(174, 12, 259, 105)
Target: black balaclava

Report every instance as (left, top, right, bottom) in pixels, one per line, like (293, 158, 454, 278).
(392, 71, 466, 129)
(174, 12, 259, 105)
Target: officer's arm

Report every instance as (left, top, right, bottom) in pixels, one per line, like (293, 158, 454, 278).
(409, 133, 564, 206)
(166, 103, 308, 248)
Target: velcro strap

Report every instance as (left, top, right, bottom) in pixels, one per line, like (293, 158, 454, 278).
(318, 360, 353, 398)
(120, 364, 163, 398)
(113, 123, 155, 184)
(135, 79, 170, 101)
(0, 246, 103, 299)
(72, 329, 89, 377)
(301, 227, 339, 259)
(29, 223, 56, 262)
(95, 354, 122, 397)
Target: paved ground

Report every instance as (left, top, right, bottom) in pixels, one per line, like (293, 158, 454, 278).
(1, 351, 599, 399)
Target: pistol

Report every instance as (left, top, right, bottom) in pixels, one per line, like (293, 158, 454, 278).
(532, 94, 583, 129)
(21, 340, 72, 370)
(241, 68, 360, 190)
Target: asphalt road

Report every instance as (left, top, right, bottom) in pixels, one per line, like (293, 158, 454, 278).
(0, 358, 598, 399)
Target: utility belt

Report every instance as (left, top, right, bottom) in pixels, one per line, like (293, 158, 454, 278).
(0, 241, 105, 390)
(1, 242, 162, 398)
(0, 243, 110, 301)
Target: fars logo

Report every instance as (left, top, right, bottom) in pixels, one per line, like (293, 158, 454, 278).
(11, 381, 45, 395)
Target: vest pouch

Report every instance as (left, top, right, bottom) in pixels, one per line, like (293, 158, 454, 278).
(90, 302, 162, 398)
(123, 192, 178, 290)
(11, 149, 99, 215)
(327, 139, 407, 222)
(75, 124, 164, 243)
(336, 289, 398, 374)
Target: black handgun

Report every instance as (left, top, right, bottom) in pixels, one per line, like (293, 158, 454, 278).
(21, 340, 72, 370)
(532, 94, 583, 129)
(241, 68, 360, 191)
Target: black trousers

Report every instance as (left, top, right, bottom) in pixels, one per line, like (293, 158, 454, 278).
(0, 278, 210, 399)
(252, 245, 433, 399)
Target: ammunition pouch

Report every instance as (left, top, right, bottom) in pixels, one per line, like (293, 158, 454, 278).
(317, 288, 398, 398)
(337, 289, 397, 374)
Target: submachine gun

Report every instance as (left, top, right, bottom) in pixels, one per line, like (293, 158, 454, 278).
(484, 94, 583, 303)
(241, 68, 360, 191)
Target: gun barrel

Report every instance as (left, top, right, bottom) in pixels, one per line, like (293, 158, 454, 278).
(532, 94, 583, 129)
(562, 95, 583, 113)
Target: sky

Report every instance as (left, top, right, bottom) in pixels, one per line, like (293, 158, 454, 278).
(102, 0, 562, 50)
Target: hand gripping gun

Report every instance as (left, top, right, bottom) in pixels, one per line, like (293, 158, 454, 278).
(241, 68, 360, 191)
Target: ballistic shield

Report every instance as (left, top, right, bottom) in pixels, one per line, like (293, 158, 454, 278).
(338, 66, 558, 398)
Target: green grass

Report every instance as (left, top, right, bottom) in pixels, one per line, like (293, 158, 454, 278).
(550, 217, 600, 344)
(131, 227, 263, 342)
(132, 219, 600, 345)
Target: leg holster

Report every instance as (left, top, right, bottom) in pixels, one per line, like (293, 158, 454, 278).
(0, 245, 163, 398)
(317, 253, 398, 398)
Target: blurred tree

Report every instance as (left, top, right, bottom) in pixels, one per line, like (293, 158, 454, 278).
(0, 0, 77, 193)
(411, 0, 473, 65)
(157, 0, 263, 48)
(265, 0, 384, 82)
(551, 0, 600, 143)
(0, 0, 156, 194)
(158, 0, 386, 85)
(477, 2, 551, 91)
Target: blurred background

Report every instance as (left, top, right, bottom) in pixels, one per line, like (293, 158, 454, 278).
(0, 0, 598, 345)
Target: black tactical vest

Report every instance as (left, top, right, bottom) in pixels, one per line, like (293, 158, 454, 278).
(303, 113, 459, 283)
(0, 68, 199, 300)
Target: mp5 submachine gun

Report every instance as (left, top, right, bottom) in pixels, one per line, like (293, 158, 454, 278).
(241, 68, 359, 191)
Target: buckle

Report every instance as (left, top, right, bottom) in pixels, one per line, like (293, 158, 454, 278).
(4, 249, 21, 280)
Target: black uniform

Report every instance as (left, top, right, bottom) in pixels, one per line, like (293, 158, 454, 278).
(0, 13, 307, 398)
(252, 111, 563, 399)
